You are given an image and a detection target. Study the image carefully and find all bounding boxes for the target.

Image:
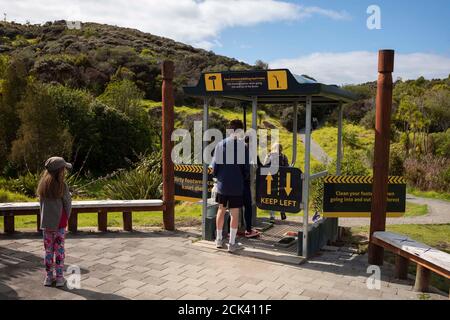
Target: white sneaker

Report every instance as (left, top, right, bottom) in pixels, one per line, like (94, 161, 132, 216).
(44, 276, 54, 287)
(55, 277, 66, 288)
(215, 238, 225, 249)
(227, 242, 244, 253)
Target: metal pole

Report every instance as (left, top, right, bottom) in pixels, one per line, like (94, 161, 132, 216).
(251, 96, 258, 225)
(243, 104, 247, 132)
(302, 95, 312, 257)
(332, 102, 343, 241)
(161, 60, 175, 231)
(201, 97, 209, 239)
(291, 101, 298, 166)
(336, 103, 343, 175)
(368, 50, 395, 265)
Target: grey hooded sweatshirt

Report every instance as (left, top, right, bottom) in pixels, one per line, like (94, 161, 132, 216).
(39, 183, 72, 230)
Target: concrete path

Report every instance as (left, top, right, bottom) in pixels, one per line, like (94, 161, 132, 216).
(340, 194, 450, 227)
(299, 129, 332, 165)
(0, 228, 446, 300)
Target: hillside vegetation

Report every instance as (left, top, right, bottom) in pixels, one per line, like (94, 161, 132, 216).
(0, 20, 449, 204)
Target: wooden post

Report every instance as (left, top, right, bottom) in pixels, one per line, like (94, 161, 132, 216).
(368, 50, 394, 265)
(162, 60, 175, 231)
(98, 210, 107, 232)
(394, 255, 409, 279)
(36, 214, 41, 232)
(123, 211, 132, 231)
(413, 265, 431, 292)
(4, 213, 14, 233)
(68, 211, 78, 233)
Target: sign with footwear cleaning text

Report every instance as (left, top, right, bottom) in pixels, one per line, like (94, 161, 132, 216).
(322, 175, 406, 217)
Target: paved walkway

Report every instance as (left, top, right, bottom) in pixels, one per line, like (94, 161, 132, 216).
(0, 228, 446, 300)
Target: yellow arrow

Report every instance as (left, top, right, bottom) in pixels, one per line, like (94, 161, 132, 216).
(285, 172, 292, 196)
(266, 173, 273, 195)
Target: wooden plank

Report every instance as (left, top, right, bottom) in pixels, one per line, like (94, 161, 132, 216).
(371, 237, 450, 279)
(98, 210, 107, 232)
(36, 214, 41, 232)
(123, 211, 132, 231)
(68, 211, 78, 233)
(373, 231, 450, 274)
(0, 201, 165, 232)
(0, 199, 164, 211)
(395, 255, 409, 280)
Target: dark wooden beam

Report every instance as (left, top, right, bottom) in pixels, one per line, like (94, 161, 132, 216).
(369, 50, 395, 265)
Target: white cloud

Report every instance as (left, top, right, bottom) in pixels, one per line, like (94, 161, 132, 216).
(270, 51, 450, 85)
(1, 0, 350, 49)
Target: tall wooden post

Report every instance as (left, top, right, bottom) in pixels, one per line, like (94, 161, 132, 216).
(368, 50, 394, 265)
(162, 60, 175, 231)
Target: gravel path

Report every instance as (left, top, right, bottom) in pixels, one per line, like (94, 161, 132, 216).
(299, 129, 332, 165)
(339, 194, 450, 227)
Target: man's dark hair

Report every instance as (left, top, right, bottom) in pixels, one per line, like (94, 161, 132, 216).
(229, 119, 244, 131)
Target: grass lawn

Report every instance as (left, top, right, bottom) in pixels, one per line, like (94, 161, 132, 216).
(350, 224, 450, 294)
(312, 123, 374, 160)
(404, 202, 428, 217)
(407, 187, 450, 202)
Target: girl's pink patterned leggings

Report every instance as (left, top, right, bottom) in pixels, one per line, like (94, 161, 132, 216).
(43, 228, 65, 279)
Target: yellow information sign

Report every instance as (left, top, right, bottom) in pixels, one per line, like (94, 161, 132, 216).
(267, 70, 288, 90)
(204, 73, 223, 91)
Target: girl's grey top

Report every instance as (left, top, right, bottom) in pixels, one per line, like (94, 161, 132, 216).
(39, 183, 72, 230)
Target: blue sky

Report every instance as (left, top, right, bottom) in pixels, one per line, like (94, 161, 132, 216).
(217, 0, 450, 62)
(2, 0, 449, 84)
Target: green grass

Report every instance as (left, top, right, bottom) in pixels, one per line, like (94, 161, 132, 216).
(312, 123, 374, 159)
(351, 224, 450, 294)
(407, 187, 450, 202)
(404, 202, 428, 217)
(0, 189, 34, 202)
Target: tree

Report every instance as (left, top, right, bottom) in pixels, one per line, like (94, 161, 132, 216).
(10, 80, 72, 173)
(87, 101, 153, 174)
(424, 85, 450, 132)
(254, 60, 269, 70)
(98, 79, 144, 118)
(47, 84, 96, 170)
(0, 58, 28, 169)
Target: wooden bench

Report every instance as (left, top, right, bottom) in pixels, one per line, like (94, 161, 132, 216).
(372, 231, 450, 295)
(0, 200, 165, 233)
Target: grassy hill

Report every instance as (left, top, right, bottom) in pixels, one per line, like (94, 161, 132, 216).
(0, 20, 251, 102)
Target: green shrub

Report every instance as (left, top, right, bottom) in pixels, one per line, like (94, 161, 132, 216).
(0, 188, 33, 202)
(13, 172, 40, 197)
(328, 150, 370, 176)
(88, 101, 154, 174)
(430, 129, 450, 158)
(389, 143, 406, 176)
(103, 152, 162, 200)
(404, 154, 450, 192)
(360, 108, 375, 129)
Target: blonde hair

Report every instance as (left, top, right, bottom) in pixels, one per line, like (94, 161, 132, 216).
(36, 168, 65, 199)
(271, 143, 282, 153)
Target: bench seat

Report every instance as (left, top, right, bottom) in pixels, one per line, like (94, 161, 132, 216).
(372, 231, 450, 295)
(0, 200, 165, 233)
